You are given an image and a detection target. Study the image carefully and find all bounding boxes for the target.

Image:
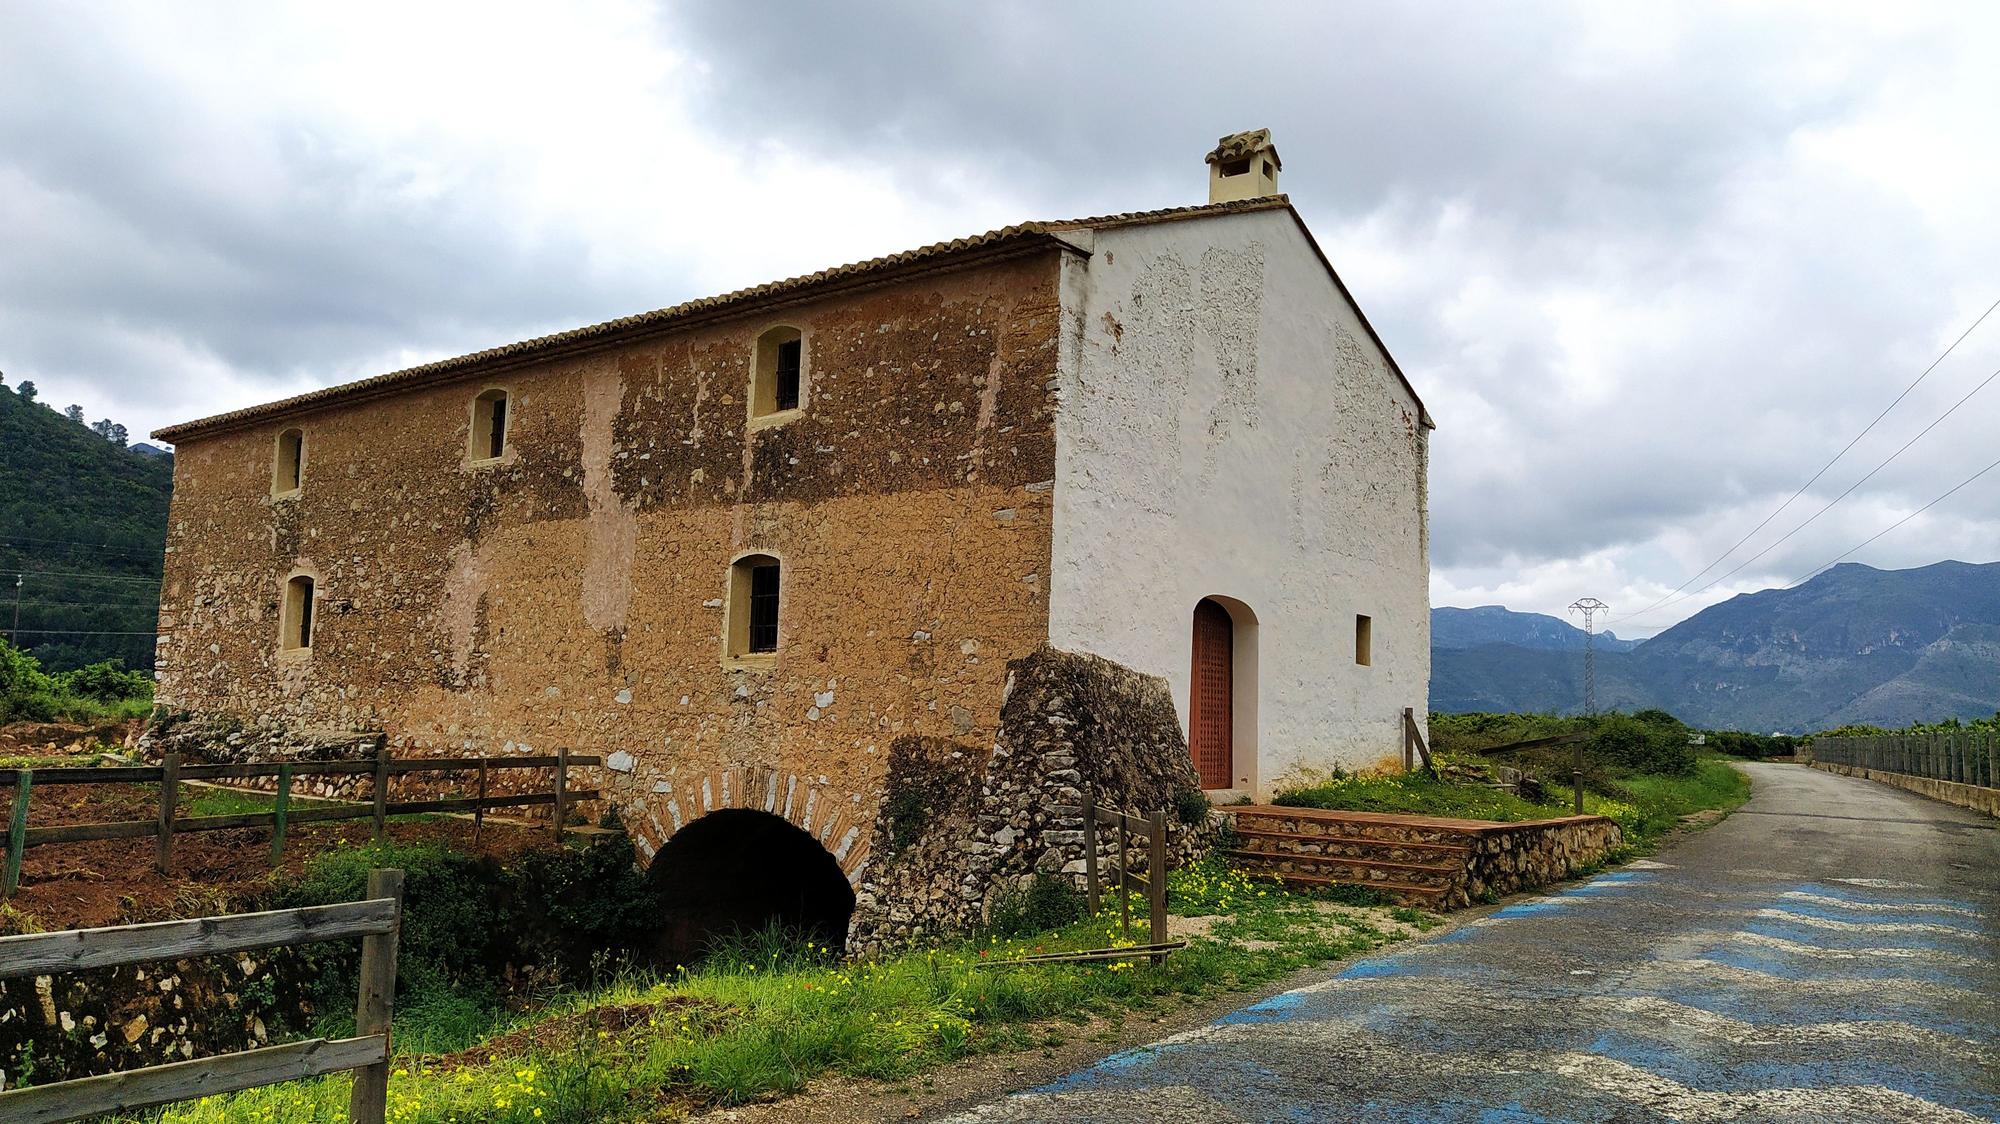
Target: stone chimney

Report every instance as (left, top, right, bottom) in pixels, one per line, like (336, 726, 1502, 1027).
(1205, 128, 1281, 204)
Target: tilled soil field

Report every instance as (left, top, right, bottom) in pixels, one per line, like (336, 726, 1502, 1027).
(2, 742, 551, 931)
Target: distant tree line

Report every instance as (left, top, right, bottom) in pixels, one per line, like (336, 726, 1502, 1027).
(0, 634, 153, 723)
(0, 374, 171, 672)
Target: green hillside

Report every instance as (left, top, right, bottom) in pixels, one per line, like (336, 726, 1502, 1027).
(0, 378, 171, 672)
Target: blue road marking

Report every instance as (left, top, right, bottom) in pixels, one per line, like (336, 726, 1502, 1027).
(1587, 1029, 2000, 1119)
(1491, 899, 1569, 918)
(1759, 897, 1987, 934)
(1743, 918, 1981, 953)
(1794, 882, 1978, 911)
(1697, 942, 1980, 988)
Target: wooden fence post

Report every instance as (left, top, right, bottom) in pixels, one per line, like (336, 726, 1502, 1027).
(1117, 814, 1131, 938)
(371, 742, 390, 843)
(3, 771, 30, 898)
(1082, 789, 1099, 916)
(552, 746, 570, 845)
(155, 753, 180, 875)
(347, 867, 405, 1124)
(270, 763, 293, 869)
(473, 759, 488, 847)
(1147, 810, 1168, 968)
(1402, 707, 1414, 772)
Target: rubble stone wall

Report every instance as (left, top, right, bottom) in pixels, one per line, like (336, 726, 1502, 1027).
(850, 646, 1210, 950)
(1460, 816, 1625, 904)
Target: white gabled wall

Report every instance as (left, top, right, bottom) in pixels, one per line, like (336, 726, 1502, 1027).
(1048, 208, 1430, 792)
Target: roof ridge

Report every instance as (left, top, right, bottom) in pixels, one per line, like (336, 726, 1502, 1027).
(153, 196, 1297, 442)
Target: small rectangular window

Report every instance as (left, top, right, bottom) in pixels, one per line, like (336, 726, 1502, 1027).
(747, 563, 780, 653)
(774, 339, 802, 413)
(1355, 614, 1372, 666)
(282, 575, 315, 652)
(273, 429, 304, 495)
(487, 395, 507, 459)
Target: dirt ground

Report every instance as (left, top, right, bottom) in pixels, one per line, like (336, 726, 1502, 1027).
(1, 736, 552, 930)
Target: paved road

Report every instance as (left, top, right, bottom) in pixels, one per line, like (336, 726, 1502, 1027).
(943, 763, 2000, 1123)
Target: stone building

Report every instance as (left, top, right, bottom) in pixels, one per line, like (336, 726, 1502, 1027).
(149, 131, 1432, 954)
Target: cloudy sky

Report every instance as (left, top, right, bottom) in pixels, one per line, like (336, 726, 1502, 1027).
(4, 2, 1996, 636)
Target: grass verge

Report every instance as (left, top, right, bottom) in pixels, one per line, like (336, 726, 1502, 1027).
(144, 859, 1427, 1122)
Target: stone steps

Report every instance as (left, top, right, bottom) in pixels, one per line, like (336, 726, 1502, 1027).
(1243, 869, 1452, 906)
(1225, 848, 1463, 889)
(1224, 804, 1625, 911)
(1230, 825, 1470, 866)
(1233, 806, 1489, 848)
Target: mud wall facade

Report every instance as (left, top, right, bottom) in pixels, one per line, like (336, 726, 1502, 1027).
(154, 250, 1068, 900)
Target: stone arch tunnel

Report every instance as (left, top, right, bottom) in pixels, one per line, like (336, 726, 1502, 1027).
(642, 807, 857, 966)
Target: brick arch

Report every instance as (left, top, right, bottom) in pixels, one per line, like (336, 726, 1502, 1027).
(630, 764, 872, 887)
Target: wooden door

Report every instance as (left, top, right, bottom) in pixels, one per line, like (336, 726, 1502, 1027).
(1189, 599, 1233, 789)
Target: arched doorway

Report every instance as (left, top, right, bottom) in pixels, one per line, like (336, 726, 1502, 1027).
(644, 808, 856, 967)
(1190, 598, 1235, 789)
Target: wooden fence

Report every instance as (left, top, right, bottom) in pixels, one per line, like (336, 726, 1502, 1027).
(1402, 707, 1434, 774)
(1080, 793, 1174, 967)
(1813, 732, 1997, 789)
(0, 868, 405, 1124)
(1, 748, 602, 897)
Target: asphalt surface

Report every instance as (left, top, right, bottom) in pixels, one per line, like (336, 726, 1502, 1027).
(941, 763, 2000, 1123)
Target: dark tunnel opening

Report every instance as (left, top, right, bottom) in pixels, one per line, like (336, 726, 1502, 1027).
(644, 808, 856, 967)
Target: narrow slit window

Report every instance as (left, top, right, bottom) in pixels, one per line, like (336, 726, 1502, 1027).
(727, 554, 782, 659)
(470, 389, 509, 461)
(273, 428, 304, 495)
(774, 339, 802, 412)
(751, 326, 805, 420)
(748, 563, 780, 652)
(282, 575, 315, 652)
(1355, 614, 1372, 667)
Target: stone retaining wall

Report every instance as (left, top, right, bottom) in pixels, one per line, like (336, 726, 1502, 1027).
(1460, 817, 1626, 904)
(0, 947, 310, 1093)
(1812, 762, 2000, 818)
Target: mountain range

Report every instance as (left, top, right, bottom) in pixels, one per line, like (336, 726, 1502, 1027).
(1433, 560, 2000, 732)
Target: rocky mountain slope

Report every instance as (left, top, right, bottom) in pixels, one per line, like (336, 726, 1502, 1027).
(1432, 561, 2000, 731)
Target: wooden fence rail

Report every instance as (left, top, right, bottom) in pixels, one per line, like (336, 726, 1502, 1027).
(1813, 733, 1996, 790)
(0, 868, 405, 1124)
(0, 748, 602, 897)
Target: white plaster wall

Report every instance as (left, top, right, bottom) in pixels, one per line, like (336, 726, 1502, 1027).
(1048, 209, 1430, 791)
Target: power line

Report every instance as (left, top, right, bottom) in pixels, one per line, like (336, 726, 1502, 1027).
(1783, 451, 2000, 588)
(1, 569, 163, 586)
(1617, 360, 2000, 627)
(7, 629, 160, 637)
(0, 533, 161, 550)
(1613, 297, 2000, 625)
(0, 534, 163, 556)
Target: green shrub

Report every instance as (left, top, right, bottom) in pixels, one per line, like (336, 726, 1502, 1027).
(987, 873, 1085, 937)
(1171, 786, 1212, 826)
(270, 832, 664, 1027)
(56, 659, 152, 702)
(0, 638, 152, 722)
(1588, 713, 1696, 776)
